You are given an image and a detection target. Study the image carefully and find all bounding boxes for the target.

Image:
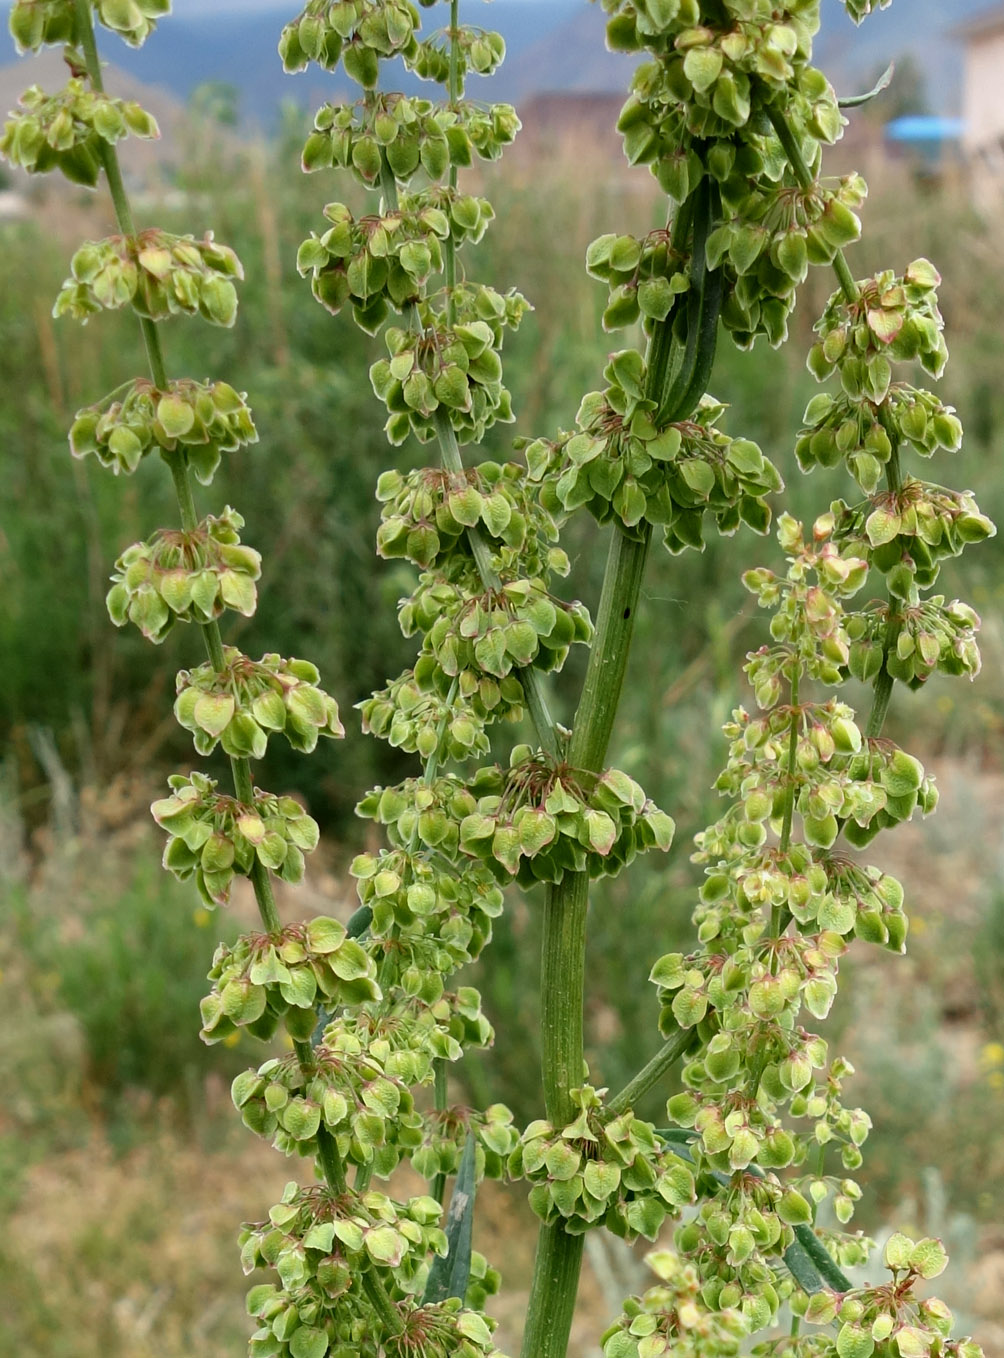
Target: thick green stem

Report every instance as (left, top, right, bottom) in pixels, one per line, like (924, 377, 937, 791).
(522, 529, 651, 1358)
(520, 1226, 586, 1358)
(523, 179, 722, 1358)
(568, 528, 652, 773)
(538, 872, 589, 1127)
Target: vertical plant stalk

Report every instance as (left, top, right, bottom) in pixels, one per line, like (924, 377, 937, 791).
(445, 0, 460, 328)
(772, 668, 801, 941)
(377, 145, 562, 759)
(766, 101, 906, 747)
(521, 185, 724, 1358)
(70, 1, 403, 1330)
(71, 0, 283, 939)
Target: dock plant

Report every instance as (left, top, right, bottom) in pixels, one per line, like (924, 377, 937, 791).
(2, 0, 993, 1355)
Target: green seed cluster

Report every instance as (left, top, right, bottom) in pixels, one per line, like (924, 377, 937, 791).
(359, 667, 495, 762)
(402, 593, 537, 697)
(409, 22, 506, 87)
(0, 78, 158, 185)
(741, 515, 869, 688)
(358, 774, 477, 859)
(232, 1034, 423, 1169)
(242, 1180, 445, 1296)
(829, 481, 995, 605)
(789, 1234, 981, 1358)
(106, 508, 260, 642)
(705, 685, 936, 856)
(601, 1249, 746, 1358)
(585, 226, 692, 333)
(298, 196, 487, 332)
(200, 918, 379, 1044)
(458, 748, 675, 886)
(350, 847, 503, 968)
(352, 770, 508, 1031)
(706, 173, 866, 293)
(242, 1182, 504, 1358)
(415, 579, 592, 685)
(371, 318, 515, 446)
(509, 1085, 696, 1241)
(152, 772, 321, 907)
(412, 1103, 518, 1183)
(526, 351, 781, 552)
(808, 261, 948, 400)
(302, 93, 519, 187)
(797, 387, 962, 495)
(174, 649, 343, 759)
(375, 461, 567, 581)
(846, 597, 981, 690)
(279, 0, 422, 82)
(54, 228, 244, 328)
(10, 0, 170, 51)
(69, 376, 257, 479)
(672, 1180, 800, 1329)
(322, 990, 480, 1085)
(304, 92, 447, 184)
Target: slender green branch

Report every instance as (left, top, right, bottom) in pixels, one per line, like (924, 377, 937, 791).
(768, 102, 916, 769)
(70, 24, 403, 1340)
(607, 1026, 693, 1117)
(864, 427, 905, 740)
(73, 0, 279, 920)
(778, 669, 801, 859)
(764, 103, 859, 307)
(380, 143, 562, 760)
(445, 0, 460, 328)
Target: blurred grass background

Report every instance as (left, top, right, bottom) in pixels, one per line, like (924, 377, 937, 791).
(1, 97, 1004, 1356)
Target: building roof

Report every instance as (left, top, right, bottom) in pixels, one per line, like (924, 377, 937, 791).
(953, 4, 1004, 41)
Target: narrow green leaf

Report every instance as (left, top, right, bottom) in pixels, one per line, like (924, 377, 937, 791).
(422, 1132, 477, 1305)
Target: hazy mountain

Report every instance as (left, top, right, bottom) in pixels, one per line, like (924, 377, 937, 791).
(0, 0, 995, 120)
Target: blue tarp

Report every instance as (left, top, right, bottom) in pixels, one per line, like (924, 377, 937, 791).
(885, 116, 966, 142)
